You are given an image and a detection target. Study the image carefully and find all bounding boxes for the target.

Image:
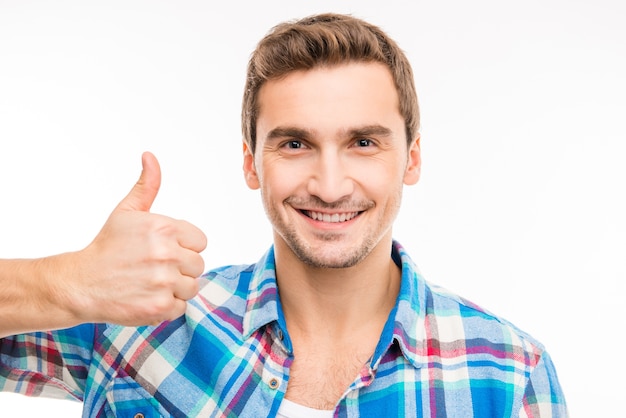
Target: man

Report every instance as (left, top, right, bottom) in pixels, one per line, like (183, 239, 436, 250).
(0, 13, 567, 417)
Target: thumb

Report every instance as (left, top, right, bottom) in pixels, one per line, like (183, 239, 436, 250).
(115, 152, 162, 212)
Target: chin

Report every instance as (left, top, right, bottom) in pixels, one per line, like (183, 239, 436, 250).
(300, 255, 362, 269)
(290, 240, 373, 269)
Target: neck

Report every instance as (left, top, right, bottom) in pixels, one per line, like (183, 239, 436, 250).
(274, 236, 401, 340)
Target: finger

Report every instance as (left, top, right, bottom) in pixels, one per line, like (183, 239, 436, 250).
(173, 275, 200, 301)
(178, 248, 205, 279)
(175, 219, 208, 253)
(115, 151, 162, 213)
(169, 298, 189, 320)
(155, 298, 189, 324)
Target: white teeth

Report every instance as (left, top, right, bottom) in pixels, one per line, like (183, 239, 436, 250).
(306, 211, 359, 223)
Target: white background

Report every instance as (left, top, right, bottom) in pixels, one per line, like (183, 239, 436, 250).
(1, 1, 624, 416)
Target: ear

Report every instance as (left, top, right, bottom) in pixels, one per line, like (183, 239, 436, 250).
(242, 141, 260, 190)
(403, 135, 421, 185)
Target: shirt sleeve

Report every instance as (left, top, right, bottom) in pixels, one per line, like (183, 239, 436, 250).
(0, 324, 95, 401)
(518, 350, 569, 417)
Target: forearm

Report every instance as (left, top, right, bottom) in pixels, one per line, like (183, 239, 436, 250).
(0, 254, 80, 338)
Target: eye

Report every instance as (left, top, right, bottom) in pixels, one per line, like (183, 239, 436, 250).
(355, 138, 373, 147)
(285, 140, 303, 149)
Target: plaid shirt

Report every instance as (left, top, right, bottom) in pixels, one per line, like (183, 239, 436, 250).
(1, 242, 567, 417)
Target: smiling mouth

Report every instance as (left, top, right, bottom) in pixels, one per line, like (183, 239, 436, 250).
(301, 210, 361, 223)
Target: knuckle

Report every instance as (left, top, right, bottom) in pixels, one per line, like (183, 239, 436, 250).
(150, 270, 177, 290)
(148, 295, 177, 317)
(182, 280, 200, 301)
(145, 217, 178, 243)
(155, 219, 178, 237)
(190, 255, 205, 278)
(149, 245, 177, 264)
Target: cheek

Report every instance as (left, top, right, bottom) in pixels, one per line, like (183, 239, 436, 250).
(260, 161, 303, 200)
(353, 158, 406, 190)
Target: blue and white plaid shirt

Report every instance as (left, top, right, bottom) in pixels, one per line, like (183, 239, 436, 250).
(0, 242, 567, 417)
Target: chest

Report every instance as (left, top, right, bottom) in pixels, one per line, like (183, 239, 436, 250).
(284, 343, 374, 410)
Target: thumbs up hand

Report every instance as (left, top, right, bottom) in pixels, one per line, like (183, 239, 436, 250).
(68, 152, 207, 326)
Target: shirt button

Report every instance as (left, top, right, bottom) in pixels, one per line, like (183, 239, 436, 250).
(269, 377, 280, 389)
(277, 329, 284, 341)
(134, 414, 145, 418)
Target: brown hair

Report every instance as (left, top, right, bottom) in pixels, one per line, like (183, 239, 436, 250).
(242, 13, 420, 154)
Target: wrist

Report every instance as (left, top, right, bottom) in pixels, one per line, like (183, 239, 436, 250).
(33, 252, 86, 327)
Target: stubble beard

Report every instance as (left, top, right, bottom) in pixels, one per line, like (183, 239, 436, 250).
(266, 196, 384, 269)
(280, 227, 377, 269)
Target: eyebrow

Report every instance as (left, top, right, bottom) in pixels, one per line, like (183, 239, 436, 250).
(264, 124, 393, 142)
(347, 125, 393, 139)
(265, 127, 313, 142)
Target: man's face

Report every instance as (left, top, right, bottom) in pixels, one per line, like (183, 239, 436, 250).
(243, 62, 420, 268)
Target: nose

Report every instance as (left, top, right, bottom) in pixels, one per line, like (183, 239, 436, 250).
(306, 150, 354, 203)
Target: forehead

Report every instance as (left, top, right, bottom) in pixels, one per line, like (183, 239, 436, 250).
(256, 62, 403, 138)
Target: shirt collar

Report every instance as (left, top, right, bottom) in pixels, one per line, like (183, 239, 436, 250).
(241, 241, 427, 368)
(242, 246, 282, 341)
(373, 241, 427, 370)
